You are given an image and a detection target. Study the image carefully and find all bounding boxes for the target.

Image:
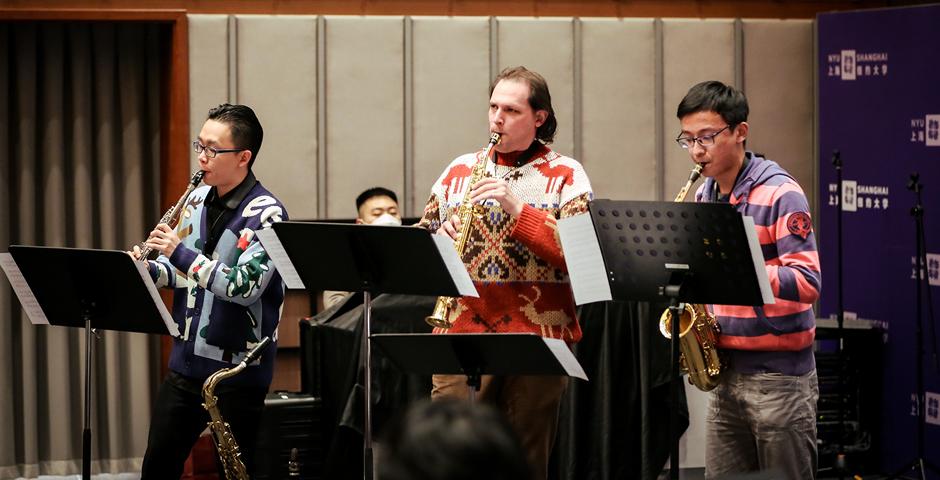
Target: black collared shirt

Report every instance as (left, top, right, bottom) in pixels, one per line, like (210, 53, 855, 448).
(203, 171, 258, 256)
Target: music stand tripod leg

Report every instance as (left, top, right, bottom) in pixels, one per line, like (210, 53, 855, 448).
(363, 290, 374, 480)
(82, 305, 95, 480)
(663, 281, 684, 480)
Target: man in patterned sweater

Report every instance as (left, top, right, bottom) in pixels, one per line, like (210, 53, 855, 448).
(417, 66, 593, 480)
(133, 104, 287, 479)
(677, 81, 821, 480)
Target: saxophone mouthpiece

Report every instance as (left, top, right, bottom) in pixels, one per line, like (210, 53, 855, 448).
(689, 163, 704, 183)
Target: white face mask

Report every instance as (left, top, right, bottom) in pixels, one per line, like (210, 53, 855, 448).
(370, 213, 402, 226)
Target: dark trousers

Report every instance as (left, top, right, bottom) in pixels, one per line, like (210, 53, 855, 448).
(141, 371, 268, 480)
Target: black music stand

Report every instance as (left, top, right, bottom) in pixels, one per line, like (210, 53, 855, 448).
(372, 333, 587, 402)
(558, 200, 774, 480)
(257, 222, 477, 480)
(0, 245, 178, 480)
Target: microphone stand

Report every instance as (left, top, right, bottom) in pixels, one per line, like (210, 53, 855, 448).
(887, 173, 940, 480)
(833, 150, 848, 479)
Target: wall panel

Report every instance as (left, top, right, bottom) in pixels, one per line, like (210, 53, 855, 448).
(188, 14, 229, 174)
(662, 18, 736, 199)
(743, 19, 815, 210)
(236, 15, 319, 219)
(187, 14, 816, 220)
(236, 15, 317, 218)
(496, 17, 576, 157)
(581, 18, 657, 201)
(324, 16, 404, 219)
(411, 17, 490, 217)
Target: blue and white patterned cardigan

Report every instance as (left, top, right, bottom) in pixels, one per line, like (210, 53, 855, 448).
(148, 181, 287, 388)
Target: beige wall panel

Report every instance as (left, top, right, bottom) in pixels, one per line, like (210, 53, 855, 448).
(325, 16, 404, 219)
(235, 15, 319, 219)
(188, 14, 229, 176)
(662, 19, 735, 199)
(581, 18, 657, 201)
(743, 19, 815, 211)
(412, 17, 490, 217)
(496, 17, 576, 158)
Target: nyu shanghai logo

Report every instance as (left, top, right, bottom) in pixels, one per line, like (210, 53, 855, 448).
(827, 180, 889, 211)
(825, 50, 889, 80)
(926, 392, 940, 426)
(911, 253, 940, 287)
(910, 114, 940, 146)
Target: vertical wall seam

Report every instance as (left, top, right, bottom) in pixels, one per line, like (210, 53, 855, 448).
(572, 17, 582, 162)
(489, 16, 499, 80)
(403, 16, 414, 216)
(317, 16, 327, 219)
(227, 15, 237, 103)
(654, 18, 664, 201)
(735, 18, 744, 90)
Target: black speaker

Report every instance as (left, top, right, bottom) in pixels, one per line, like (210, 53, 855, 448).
(254, 392, 324, 480)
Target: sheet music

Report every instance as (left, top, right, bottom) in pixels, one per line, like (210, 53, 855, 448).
(431, 234, 479, 298)
(133, 259, 179, 337)
(557, 214, 613, 305)
(741, 216, 776, 305)
(0, 252, 50, 325)
(255, 228, 306, 290)
(542, 337, 588, 381)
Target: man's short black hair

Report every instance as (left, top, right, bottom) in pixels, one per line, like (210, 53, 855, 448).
(356, 187, 399, 211)
(676, 80, 749, 127)
(207, 103, 263, 169)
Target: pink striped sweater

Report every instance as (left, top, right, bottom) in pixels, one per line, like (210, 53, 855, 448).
(695, 152, 821, 375)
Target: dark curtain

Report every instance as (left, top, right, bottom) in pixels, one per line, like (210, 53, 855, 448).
(0, 21, 166, 477)
(301, 294, 688, 480)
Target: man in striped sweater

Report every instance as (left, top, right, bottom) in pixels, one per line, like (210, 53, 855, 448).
(677, 81, 821, 480)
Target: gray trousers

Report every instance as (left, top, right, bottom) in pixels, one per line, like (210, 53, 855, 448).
(704, 370, 819, 480)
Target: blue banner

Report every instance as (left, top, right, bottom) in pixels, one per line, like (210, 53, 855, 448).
(818, 5, 940, 475)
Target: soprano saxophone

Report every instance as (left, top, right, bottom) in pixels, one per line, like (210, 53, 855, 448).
(425, 132, 501, 329)
(201, 336, 272, 480)
(135, 170, 205, 261)
(658, 163, 724, 391)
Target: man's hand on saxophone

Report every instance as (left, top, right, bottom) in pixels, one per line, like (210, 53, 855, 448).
(144, 223, 182, 258)
(467, 177, 524, 218)
(438, 177, 524, 240)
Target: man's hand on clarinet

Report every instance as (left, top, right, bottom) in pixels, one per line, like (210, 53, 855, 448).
(145, 223, 181, 258)
(126, 245, 144, 260)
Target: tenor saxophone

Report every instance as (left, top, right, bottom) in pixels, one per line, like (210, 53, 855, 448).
(425, 132, 501, 329)
(658, 164, 724, 392)
(135, 170, 205, 261)
(201, 336, 272, 480)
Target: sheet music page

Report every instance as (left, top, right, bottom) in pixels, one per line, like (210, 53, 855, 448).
(557, 214, 612, 305)
(542, 337, 588, 381)
(255, 228, 306, 290)
(133, 258, 179, 337)
(431, 234, 479, 298)
(741, 216, 775, 305)
(0, 252, 50, 325)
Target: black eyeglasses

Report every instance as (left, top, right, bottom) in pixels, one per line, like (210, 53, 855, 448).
(193, 141, 245, 159)
(676, 125, 732, 150)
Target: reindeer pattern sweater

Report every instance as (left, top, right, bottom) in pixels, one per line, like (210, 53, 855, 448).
(418, 144, 593, 342)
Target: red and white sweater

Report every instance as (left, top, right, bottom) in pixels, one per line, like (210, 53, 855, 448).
(418, 143, 593, 342)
